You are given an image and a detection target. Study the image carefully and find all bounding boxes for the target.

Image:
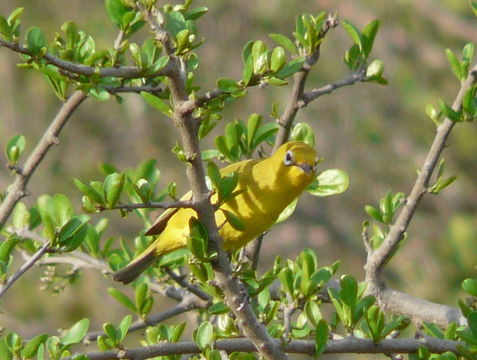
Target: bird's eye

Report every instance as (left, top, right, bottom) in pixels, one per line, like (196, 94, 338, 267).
(283, 150, 294, 166)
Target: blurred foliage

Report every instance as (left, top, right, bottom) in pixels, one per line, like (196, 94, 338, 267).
(0, 0, 476, 354)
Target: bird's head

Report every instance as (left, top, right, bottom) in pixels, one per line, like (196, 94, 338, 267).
(274, 141, 318, 187)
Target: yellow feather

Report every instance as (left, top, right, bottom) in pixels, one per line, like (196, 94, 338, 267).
(113, 141, 317, 284)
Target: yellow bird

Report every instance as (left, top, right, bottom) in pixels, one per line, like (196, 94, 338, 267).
(113, 141, 318, 284)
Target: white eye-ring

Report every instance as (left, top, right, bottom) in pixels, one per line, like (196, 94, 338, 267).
(283, 150, 294, 166)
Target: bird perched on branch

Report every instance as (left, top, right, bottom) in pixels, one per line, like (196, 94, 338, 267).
(113, 141, 318, 284)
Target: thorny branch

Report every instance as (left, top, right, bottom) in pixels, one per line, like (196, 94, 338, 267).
(364, 65, 477, 325)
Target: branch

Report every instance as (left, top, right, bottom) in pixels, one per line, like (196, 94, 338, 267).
(0, 242, 50, 298)
(61, 335, 462, 360)
(0, 38, 172, 79)
(98, 200, 196, 212)
(273, 14, 338, 151)
(301, 69, 367, 106)
(364, 65, 477, 323)
(83, 292, 206, 343)
(139, 5, 289, 360)
(365, 64, 477, 282)
(0, 90, 87, 229)
(164, 267, 212, 302)
(105, 85, 164, 95)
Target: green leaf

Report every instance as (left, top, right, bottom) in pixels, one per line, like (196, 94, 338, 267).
(264, 77, 288, 86)
(276, 57, 304, 78)
(25, 26, 46, 56)
(269, 33, 297, 55)
(222, 209, 245, 231)
(105, 0, 130, 28)
(445, 49, 463, 81)
(108, 288, 136, 312)
(21, 334, 48, 359)
(0, 16, 10, 37)
(307, 169, 349, 197)
(194, 321, 214, 351)
(184, 7, 208, 20)
(246, 113, 262, 149)
(11, 202, 29, 230)
(217, 78, 240, 93)
(251, 40, 268, 74)
(187, 218, 208, 260)
(304, 300, 322, 328)
(341, 20, 362, 49)
(366, 59, 384, 78)
(207, 161, 221, 189)
(62, 318, 89, 347)
(463, 279, 477, 297)
(141, 92, 173, 117)
(0, 237, 20, 263)
(291, 122, 315, 146)
(250, 122, 279, 149)
(242, 55, 254, 86)
(361, 20, 380, 56)
(57, 215, 90, 250)
(278, 267, 294, 295)
(5, 134, 26, 165)
(270, 46, 286, 72)
(74, 179, 105, 206)
(276, 198, 298, 223)
(103, 172, 125, 208)
(364, 205, 383, 223)
(315, 319, 329, 355)
(118, 315, 132, 342)
(439, 99, 462, 122)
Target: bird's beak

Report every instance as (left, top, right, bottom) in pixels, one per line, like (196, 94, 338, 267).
(296, 162, 314, 175)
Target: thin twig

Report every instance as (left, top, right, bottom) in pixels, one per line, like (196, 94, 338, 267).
(99, 200, 196, 212)
(0, 90, 87, 229)
(301, 69, 367, 106)
(60, 335, 462, 360)
(83, 292, 206, 342)
(0, 38, 172, 79)
(164, 267, 212, 302)
(0, 242, 50, 298)
(105, 84, 164, 95)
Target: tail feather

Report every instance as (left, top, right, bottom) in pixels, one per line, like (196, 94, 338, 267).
(112, 249, 157, 284)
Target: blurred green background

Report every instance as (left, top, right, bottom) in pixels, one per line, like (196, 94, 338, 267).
(0, 0, 476, 343)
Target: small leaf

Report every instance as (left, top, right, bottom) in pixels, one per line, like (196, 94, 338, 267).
(103, 173, 125, 208)
(341, 20, 362, 49)
(194, 321, 214, 351)
(269, 33, 297, 55)
(62, 318, 89, 347)
(105, 0, 130, 28)
(5, 134, 26, 165)
(21, 334, 48, 358)
(25, 26, 46, 56)
(307, 169, 349, 197)
(118, 315, 132, 342)
(276, 198, 298, 223)
(291, 122, 315, 147)
(141, 92, 173, 117)
(246, 113, 262, 149)
(463, 279, 477, 297)
(217, 78, 240, 93)
(108, 288, 136, 312)
(276, 57, 304, 78)
(445, 49, 462, 81)
(222, 209, 245, 231)
(315, 319, 329, 356)
(270, 46, 286, 72)
(364, 205, 383, 223)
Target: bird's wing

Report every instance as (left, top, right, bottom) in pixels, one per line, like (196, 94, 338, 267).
(144, 158, 259, 236)
(144, 191, 192, 236)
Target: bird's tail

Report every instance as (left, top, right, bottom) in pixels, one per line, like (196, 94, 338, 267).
(112, 247, 158, 284)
